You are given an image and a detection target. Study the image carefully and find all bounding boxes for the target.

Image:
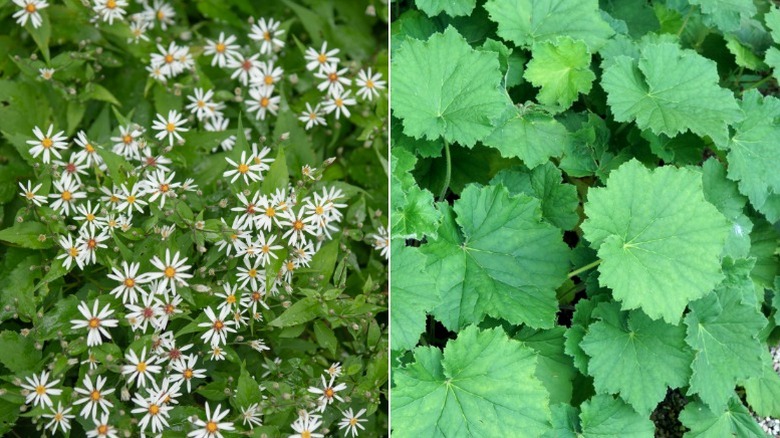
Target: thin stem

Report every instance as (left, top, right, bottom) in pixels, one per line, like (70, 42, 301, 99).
(743, 75, 773, 91)
(677, 6, 695, 37)
(437, 140, 451, 202)
(567, 259, 602, 279)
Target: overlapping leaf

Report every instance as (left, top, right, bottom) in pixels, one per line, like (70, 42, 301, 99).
(679, 397, 767, 437)
(483, 106, 571, 169)
(546, 395, 655, 437)
(390, 242, 439, 351)
(391, 148, 441, 239)
(525, 37, 596, 110)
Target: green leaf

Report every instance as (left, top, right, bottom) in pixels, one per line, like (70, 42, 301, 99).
(700, 158, 752, 259)
(0, 331, 41, 374)
(421, 184, 569, 331)
(689, 0, 756, 33)
(483, 106, 571, 169)
(516, 326, 577, 405)
(484, 0, 614, 51)
(601, 40, 742, 146)
(525, 37, 596, 111)
(390, 242, 438, 351)
(679, 397, 765, 438)
(0, 222, 52, 249)
(312, 320, 338, 354)
(392, 26, 508, 147)
(723, 90, 780, 222)
(767, 6, 780, 44)
(268, 297, 320, 328)
(392, 326, 551, 437)
(578, 395, 654, 437)
(81, 83, 121, 106)
(235, 366, 263, 410)
(684, 287, 767, 411)
(581, 159, 731, 324)
(724, 35, 766, 71)
(26, 12, 51, 62)
(415, 0, 475, 17)
(261, 147, 289, 195)
(742, 348, 780, 418)
(580, 303, 693, 415)
(96, 147, 131, 185)
(391, 148, 441, 239)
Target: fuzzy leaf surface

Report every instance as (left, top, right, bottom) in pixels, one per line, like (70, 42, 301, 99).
(525, 37, 596, 110)
(390, 241, 439, 351)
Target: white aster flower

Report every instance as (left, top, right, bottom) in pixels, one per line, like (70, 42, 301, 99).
(42, 401, 75, 434)
(73, 200, 107, 233)
(140, 169, 181, 208)
(299, 102, 326, 130)
(73, 130, 103, 167)
(290, 411, 324, 438)
(203, 32, 239, 67)
(355, 67, 386, 101)
(198, 306, 236, 347)
(314, 62, 351, 96)
(143, 0, 175, 30)
(307, 374, 347, 412)
(240, 403, 263, 429)
(186, 88, 218, 121)
(131, 387, 172, 434)
(255, 232, 282, 267)
(86, 412, 118, 438)
(73, 375, 115, 420)
(224, 151, 265, 184)
(27, 124, 67, 163)
(77, 228, 110, 265)
(188, 402, 235, 438)
(247, 86, 280, 120)
(128, 19, 150, 43)
(323, 89, 357, 119)
(279, 208, 316, 247)
(338, 408, 367, 437)
(70, 300, 119, 347)
(13, 0, 48, 28)
(93, 0, 128, 25)
(121, 347, 162, 387)
(39, 67, 54, 80)
(248, 17, 285, 55)
(139, 148, 173, 172)
(368, 226, 389, 259)
(117, 183, 147, 214)
(20, 371, 61, 408)
(250, 60, 283, 92)
(215, 283, 240, 311)
(327, 362, 342, 378)
(54, 151, 90, 183)
(107, 261, 149, 304)
(146, 249, 193, 293)
(152, 110, 188, 146)
(110, 124, 143, 160)
(18, 180, 47, 206)
(57, 234, 85, 270)
(228, 53, 261, 86)
(304, 41, 340, 72)
(125, 290, 165, 333)
(236, 256, 264, 290)
(169, 353, 206, 392)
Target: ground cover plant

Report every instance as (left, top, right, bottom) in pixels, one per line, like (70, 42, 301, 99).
(390, 0, 780, 436)
(0, 0, 388, 436)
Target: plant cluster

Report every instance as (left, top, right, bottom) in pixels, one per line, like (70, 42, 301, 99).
(390, 0, 780, 436)
(0, 0, 388, 437)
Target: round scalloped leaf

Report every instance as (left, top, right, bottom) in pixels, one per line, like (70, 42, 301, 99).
(581, 159, 730, 324)
(392, 326, 551, 437)
(679, 397, 767, 437)
(392, 26, 508, 147)
(546, 395, 655, 437)
(525, 37, 596, 111)
(390, 241, 439, 351)
(415, 0, 476, 17)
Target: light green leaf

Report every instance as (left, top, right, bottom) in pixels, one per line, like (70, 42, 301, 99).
(516, 326, 577, 405)
(81, 83, 121, 106)
(0, 331, 41, 374)
(525, 37, 596, 111)
(724, 35, 766, 71)
(415, 0, 476, 17)
(582, 159, 730, 323)
(268, 297, 320, 327)
(689, 0, 756, 33)
(767, 6, 780, 44)
(547, 396, 655, 437)
(483, 106, 571, 169)
(700, 158, 752, 259)
(235, 366, 263, 410)
(484, 0, 614, 51)
(679, 397, 765, 438)
(392, 326, 551, 437)
(392, 26, 508, 147)
(743, 348, 780, 418)
(0, 222, 52, 249)
(422, 184, 569, 331)
(580, 303, 693, 415)
(723, 90, 780, 222)
(601, 41, 742, 145)
(685, 287, 767, 411)
(391, 148, 441, 239)
(767, 47, 780, 82)
(261, 147, 289, 195)
(390, 241, 438, 351)
(96, 147, 131, 185)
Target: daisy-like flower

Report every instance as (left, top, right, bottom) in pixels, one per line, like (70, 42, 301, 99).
(27, 124, 67, 163)
(13, 0, 48, 28)
(368, 226, 389, 259)
(86, 413, 118, 438)
(298, 102, 326, 130)
(117, 183, 148, 215)
(240, 403, 263, 429)
(251, 60, 283, 92)
(128, 19, 150, 43)
(208, 343, 225, 360)
(20, 371, 61, 408)
(290, 241, 315, 268)
(56, 234, 85, 270)
(290, 411, 324, 438)
(255, 232, 282, 267)
(251, 143, 274, 170)
(156, 293, 184, 333)
(203, 32, 240, 67)
(73, 375, 115, 419)
(147, 63, 168, 82)
(355, 67, 386, 101)
(121, 347, 162, 387)
(304, 41, 340, 72)
(107, 261, 149, 304)
(131, 387, 172, 434)
(247, 87, 280, 120)
(82, 349, 100, 370)
(110, 125, 143, 160)
(152, 110, 188, 147)
(156, 334, 191, 365)
(186, 88, 217, 121)
(125, 290, 164, 333)
(147, 249, 193, 294)
(236, 257, 264, 290)
(93, 0, 128, 25)
(231, 192, 263, 230)
(323, 89, 357, 119)
(188, 402, 236, 438)
(224, 151, 265, 184)
(301, 164, 317, 180)
(249, 338, 270, 353)
(49, 176, 86, 216)
(71, 300, 119, 347)
(215, 283, 240, 311)
(77, 228, 110, 265)
(39, 67, 54, 80)
(314, 62, 351, 96)
(169, 353, 206, 392)
(227, 53, 261, 86)
(139, 148, 173, 173)
(150, 42, 186, 77)
(140, 169, 181, 208)
(240, 287, 269, 321)
(143, 0, 175, 30)
(73, 130, 104, 167)
(248, 17, 285, 55)
(73, 201, 107, 233)
(215, 217, 249, 256)
(198, 306, 236, 347)
(307, 374, 347, 412)
(54, 150, 90, 183)
(280, 208, 315, 247)
(338, 408, 367, 437)
(42, 402, 75, 434)
(326, 362, 342, 378)
(18, 180, 47, 206)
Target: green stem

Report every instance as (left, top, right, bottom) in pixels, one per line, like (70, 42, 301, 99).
(677, 6, 695, 37)
(437, 140, 451, 202)
(744, 75, 773, 91)
(567, 259, 602, 279)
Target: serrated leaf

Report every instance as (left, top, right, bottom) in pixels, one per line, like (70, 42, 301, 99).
(601, 41, 742, 145)
(580, 303, 693, 415)
(547, 395, 655, 437)
(525, 37, 596, 111)
(392, 326, 551, 437)
(390, 242, 438, 351)
(689, 0, 756, 33)
(742, 348, 780, 418)
(679, 397, 765, 438)
(700, 158, 753, 259)
(0, 331, 41, 374)
(684, 287, 767, 411)
(422, 184, 569, 331)
(581, 159, 730, 324)
(516, 326, 577, 405)
(483, 107, 571, 169)
(415, 0, 475, 17)
(392, 26, 508, 147)
(484, 0, 614, 51)
(391, 148, 441, 239)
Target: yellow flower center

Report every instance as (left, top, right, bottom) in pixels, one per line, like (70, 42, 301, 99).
(164, 266, 176, 278)
(54, 412, 63, 421)
(349, 418, 358, 426)
(156, 10, 165, 20)
(260, 97, 269, 108)
(366, 79, 374, 89)
(317, 54, 326, 63)
(35, 385, 46, 395)
(86, 213, 95, 222)
(216, 42, 226, 53)
(213, 320, 224, 331)
(286, 261, 295, 271)
(122, 134, 133, 144)
(206, 421, 218, 433)
(335, 98, 343, 107)
(226, 294, 236, 304)
(197, 100, 205, 108)
(184, 368, 193, 379)
(25, 191, 35, 199)
(265, 206, 275, 217)
(164, 54, 174, 64)
(301, 431, 311, 438)
(26, 3, 36, 13)
(90, 389, 101, 401)
(328, 73, 337, 83)
(110, 195, 119, 203)
(160, 184, 169, 193)
(166, 122, 176, 132)
(97, 424, 108, 435)
(42, 138, 53, 148)
(264, 75, 273, 85)
(238, 163, 249, 174)
(68, 247, 79, 257)
(315, 206, 324, 215)
(124, 278, 135, 288)
(263, 31, 271, 41)
(248, 268, 257, 278)
(149, 404, 159, 415)
(261, 245, 270, 254)
(324, 388, 334, 399)
(85, 143, 95, 152)
(137, 361, 147, 373)
(87, 239, 97, 249)
(293, 220, 304, 231)
(106, 0, 116, 9)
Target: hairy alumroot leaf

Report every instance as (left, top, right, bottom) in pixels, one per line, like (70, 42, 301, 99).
(546, 395, 655, 437)
(601, 41, 742, 145)
(700, 159, 753, 259)
(516, 326, 577, 405)
(392, 26, 507, 147)
(742, 348, 780, 418)
(723, 90, 780, 222)
(421, 184, 569, 331)
(684, 286, 767, 411)
(483, 106, 571, 169)
(679, 397, 767, 437)
(484, 0, 614, 51)
(580, 303, 693, 415)
(525, 37, 596, 111)
(689, 0, 757, 33)
(392, 326, 551, 437)
(582, 159, 730, 323)
(390, 241, 439, 351)
(415, 0, 476, 17)
(391, 148, 441, 239)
